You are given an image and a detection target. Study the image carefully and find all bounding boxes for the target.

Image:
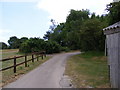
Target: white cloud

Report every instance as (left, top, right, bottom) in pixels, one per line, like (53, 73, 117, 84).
(0, 29, 11, 34)
(0, 29, 12, 44)
(37, 0, 113, 23)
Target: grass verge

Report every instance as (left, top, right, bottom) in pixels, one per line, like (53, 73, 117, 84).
(65, 51, 110, 88)
(0, 49, 52, 87)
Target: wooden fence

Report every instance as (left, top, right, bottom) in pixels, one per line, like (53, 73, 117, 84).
(0, 51, 46, 73)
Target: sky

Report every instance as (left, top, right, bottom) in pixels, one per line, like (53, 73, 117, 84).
(0, 0, 113, 45)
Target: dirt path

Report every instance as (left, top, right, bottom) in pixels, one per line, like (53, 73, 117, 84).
(4, 52, 80, 88)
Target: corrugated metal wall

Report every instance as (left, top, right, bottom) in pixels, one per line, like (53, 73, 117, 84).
(106, 33, 120, 88)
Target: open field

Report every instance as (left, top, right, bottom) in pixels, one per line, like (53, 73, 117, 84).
(1, 49, 20, 59)
(65, 51, 110, 88)
(0, 49, 51, 87)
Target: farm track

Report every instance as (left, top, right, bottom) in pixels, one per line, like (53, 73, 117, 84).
(4, 51, 80, 88)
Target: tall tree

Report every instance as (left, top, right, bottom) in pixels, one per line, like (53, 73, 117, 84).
(43, 19, 58, 40)
(106, 1, 120, 24)
(20, 37, 28, 44)
(80, 18, 106, 51)
(43, 31, 52, 40)
(8, 36, 20, 49)
(62, 9, 90, 49)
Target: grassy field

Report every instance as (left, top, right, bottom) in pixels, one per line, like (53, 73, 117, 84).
(0, 49, 51, 87)
(65, 51, 110, 88)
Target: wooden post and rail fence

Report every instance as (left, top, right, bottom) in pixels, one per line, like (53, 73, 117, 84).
(0, 51, 46, 73)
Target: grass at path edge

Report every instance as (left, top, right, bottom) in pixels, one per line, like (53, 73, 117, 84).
(65, 51, 110, 88)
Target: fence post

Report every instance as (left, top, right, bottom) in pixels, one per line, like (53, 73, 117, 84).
(41, 54, 43, 59)
(14, 56, 16, 73)
(44, 51, 46, 57)
(37, 55, 39, 61)
(25, 55, 27, 67)
(32, 54, 34, 62)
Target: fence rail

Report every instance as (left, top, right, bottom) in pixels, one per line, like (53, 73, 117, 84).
(0, 51, 46, 73)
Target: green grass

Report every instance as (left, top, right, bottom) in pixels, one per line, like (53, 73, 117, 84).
(0, 49, 51, 87)
(1, 49, 19, 59)
(65, 51, 110, 88)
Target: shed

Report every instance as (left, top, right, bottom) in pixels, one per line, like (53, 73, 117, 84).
(103, 21, 120, 88)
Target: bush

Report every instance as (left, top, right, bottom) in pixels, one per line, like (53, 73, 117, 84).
(61, 47, 70, 52)
(45, 40, 61, 54)
(19, 38, 45, 53)
(19, 40, 31, 53)
(19, 38, 61, 54)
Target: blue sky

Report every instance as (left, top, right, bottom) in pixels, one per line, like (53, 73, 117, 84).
(1, 1, 50, 44)
(0, 0, 113, 44)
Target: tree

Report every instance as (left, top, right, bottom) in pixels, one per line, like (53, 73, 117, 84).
(43, 9, 108, 52)
(60, 9, 90, 49)
(80, 18, 105, 51)
(50, 23, 65, 45)
(91, 13, 96, 19)
(19, 37, 61, 54)
(20, 37, 28, 44)
(43, 19, 58, 40)
(8, 36, 20, 49)
(106, 1, 120, 24)
(43, 31, 52, 40)
(66, 9, 89, 23)
(0, 42, 8, 49)
(19, 37, 45, 53)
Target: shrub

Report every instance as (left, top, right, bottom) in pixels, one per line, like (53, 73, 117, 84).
(61, 47, 70, 52)
(44, 40, 61, 54)
(19, 38, 61, 54)
(19, 38, 45, 53)
(19, 40, 31, 53)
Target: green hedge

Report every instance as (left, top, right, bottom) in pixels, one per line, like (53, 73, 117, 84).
(19, 38, 62, 54)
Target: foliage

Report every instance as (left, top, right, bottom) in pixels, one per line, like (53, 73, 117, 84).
(44, 40, 61, 54)
(106, 1, 120, 24)
(19, 40, 31, 53)
(43, 31, 52, 40)
(43, 9, 108, 51)
(19, 38, 61, 54)
(61, 47, 70, 52)
(20, 37, 28, 44)
(0, 42, 8, 49)
(8, 36, 29, 49)
(66, 9, 89, 23)
(8, 1, 119, 53)
(43, 19, 57, 40)
(8, 36, 20, 49)
(19, 38, 45, 53)
(80, 18, 106, 51)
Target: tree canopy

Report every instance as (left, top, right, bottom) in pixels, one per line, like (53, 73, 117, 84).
(8, 36, 28, 49)
(106, 1, 120, 25)
(43, 9, 108, 51)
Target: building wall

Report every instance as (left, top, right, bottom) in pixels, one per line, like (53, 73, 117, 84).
(106, 32, 120, 88)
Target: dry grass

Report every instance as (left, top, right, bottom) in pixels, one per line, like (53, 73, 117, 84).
(65, 51, 110, 88)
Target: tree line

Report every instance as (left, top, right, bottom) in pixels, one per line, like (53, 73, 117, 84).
(1, 1, 120, 53)
(43, 1, 120, 52)
(0, 36, 28, 49)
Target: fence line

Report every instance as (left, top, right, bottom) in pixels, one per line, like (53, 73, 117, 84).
(0, 51, 46, 73)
